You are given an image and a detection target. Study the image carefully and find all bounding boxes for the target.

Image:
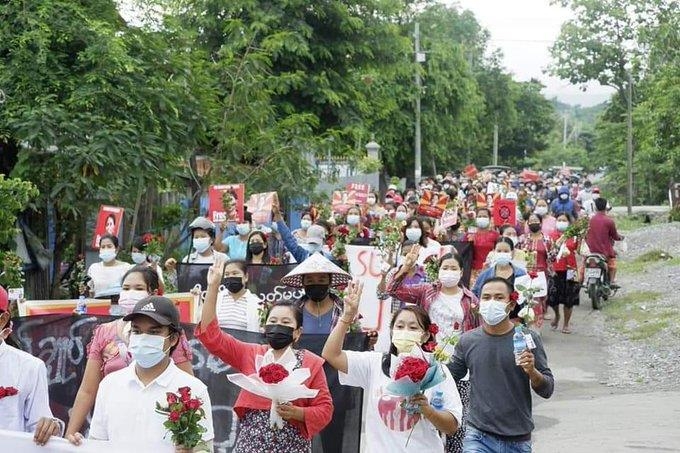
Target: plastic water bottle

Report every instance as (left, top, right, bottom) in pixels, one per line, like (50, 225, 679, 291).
(76, 295, 87, 315)
(430, 390, 444, 411)
(513, 326, 527, 366)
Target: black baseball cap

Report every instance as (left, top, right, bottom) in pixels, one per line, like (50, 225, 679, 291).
(123, 296, 181, 330)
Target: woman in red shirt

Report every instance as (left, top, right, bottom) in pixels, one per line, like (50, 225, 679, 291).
(465, 208, 500, 283)
(195, 257, 333, 452)
(548, 213, 580, 334)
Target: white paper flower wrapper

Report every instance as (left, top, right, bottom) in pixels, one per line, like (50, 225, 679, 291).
(227, 362, 318, 429)
(514, 273, 547, 305)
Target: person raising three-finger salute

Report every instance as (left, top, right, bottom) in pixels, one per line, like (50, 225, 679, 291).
(323, 281, 462, 452)
(195, 256, 333, 453)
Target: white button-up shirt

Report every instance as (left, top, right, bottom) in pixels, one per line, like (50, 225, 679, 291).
(0, 340, 56, 434)
(89, 360, 214, 445)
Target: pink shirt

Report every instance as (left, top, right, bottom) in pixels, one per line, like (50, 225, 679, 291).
(87, 320, 193, 377)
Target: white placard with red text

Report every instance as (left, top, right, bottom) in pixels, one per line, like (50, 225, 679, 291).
(0, 430, 172, 452)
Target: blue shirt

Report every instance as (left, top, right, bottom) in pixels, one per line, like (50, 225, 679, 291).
(224, 235, 248, 260)
(302, 306, 334, 334)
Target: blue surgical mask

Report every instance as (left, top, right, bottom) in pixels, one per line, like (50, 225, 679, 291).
(99, 250, 117, 263)
(395, 211, 408, 221)
(494, 252, 513, 266)
(129, 333, 170, 369)
(131, 252, 147, 264)
(300, 219, 312, 230)
(476, 217, 490, 229)
(346, 215, 360, 226)
(405, 228, 422, 242)
(479, 300, 509, 326)
(193, 237, 211, 254)
(237, 224, 251, 236)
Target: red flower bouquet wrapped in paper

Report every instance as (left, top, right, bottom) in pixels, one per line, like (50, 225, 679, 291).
(155, 387, 208, 450)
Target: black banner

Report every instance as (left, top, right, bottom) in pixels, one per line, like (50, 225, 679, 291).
(11, 315, 366, 453)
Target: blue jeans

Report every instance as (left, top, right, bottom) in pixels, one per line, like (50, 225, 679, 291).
(463, 426, 532, 453)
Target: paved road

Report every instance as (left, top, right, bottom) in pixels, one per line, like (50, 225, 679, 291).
(532, 303, 680, 452)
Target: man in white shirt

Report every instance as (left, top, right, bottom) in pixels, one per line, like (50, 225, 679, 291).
(0, 288, 64, 446)
(67, 296, 214, 451)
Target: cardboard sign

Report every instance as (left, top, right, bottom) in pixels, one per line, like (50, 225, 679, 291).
(493, 199, 517, 226)
(417, 190, 449, 218)
(246, 192, 279, 225)
(91, 205, 124, 249)
(208, 184, 245, 223)
(345, 182, 370, 205)
(332, 191, 357, 214)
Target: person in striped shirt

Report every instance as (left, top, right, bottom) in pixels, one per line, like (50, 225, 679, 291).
(216, 260, 262, 332)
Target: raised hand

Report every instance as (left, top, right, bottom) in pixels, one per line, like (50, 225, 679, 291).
(343, 281, 364, 318)
(207, 256, 226, 288)
(402, 244, 421, 270)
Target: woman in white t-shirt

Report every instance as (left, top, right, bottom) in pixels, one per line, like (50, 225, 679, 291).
(87, 234, 132, 298)
(323, 282, 462, 453)
(216, 260, 262, 332)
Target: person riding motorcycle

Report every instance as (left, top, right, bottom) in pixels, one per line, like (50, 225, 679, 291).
(585, 198, 623, 286)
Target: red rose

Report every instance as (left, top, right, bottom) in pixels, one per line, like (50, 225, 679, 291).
(5, 387, 18, 396)
(169, 411, 180, 422)
(428, 324, 439, 335)
(510, 291, 520, 302)
(142, 233, 154, 244)
(453, 322, 461, 331)
(178, 386, 192, 402)
(394, 357, 430, 383)
(528, 271, 538, 279)
(166, 392, 178, 405)
(423, 341, 437, 352)
(259, 363, 290, 384)
(0, 388, 6, 398)
(186, 398, 202, 411)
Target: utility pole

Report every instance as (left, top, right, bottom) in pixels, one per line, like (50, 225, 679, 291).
(563, 114, 568, 149)
(492, 124, 499, 166)
(626, 70, 634, 215)
(414, 22, 422, 185)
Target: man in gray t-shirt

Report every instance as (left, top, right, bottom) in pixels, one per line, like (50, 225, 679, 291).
(450, 277, 554, 452)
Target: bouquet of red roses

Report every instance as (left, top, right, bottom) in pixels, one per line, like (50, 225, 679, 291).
(386, 349, 445, 408)
(155, 386, 207, 450)
(227, 351, 319, 429)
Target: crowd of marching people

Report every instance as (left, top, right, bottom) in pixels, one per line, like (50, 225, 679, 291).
(1, 166, 627, 452)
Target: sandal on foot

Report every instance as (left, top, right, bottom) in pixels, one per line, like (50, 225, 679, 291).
(561, 328, 572, 334)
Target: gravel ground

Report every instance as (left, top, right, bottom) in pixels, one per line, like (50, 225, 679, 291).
(602, 221, 680, 391)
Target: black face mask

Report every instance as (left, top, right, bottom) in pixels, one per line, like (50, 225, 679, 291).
(249, 243, 265, 255)
(528, 223, 542, 233)
(304, 284, 329, 302)
(224, 277, 244, 294)
(264, 324, 295, 350)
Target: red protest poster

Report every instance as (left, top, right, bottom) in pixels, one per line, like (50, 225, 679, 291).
(493, 199, 516, 226)
(345, 182, 370, 205)
(417, 190, 449, 218)
(92, 205, 125, 249)
(464, 164, 478, 179)
(246, 192, 279, 225)
(208, 184, 245, 223)
(332, 191, 356, 214)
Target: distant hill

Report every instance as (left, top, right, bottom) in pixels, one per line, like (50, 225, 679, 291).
(551, 99, 608, 129)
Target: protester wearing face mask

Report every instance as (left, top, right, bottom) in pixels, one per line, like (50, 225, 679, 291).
(293, 211, 315, 244)
(323, 286, 462, 453)
(213, 260, 262, 332)
(519, 213, 552, 326)
(531, 199, 557, 236)
(403, 216, 441, 265)
(377, 241, 427, 310)
(548, 214, 580, 334)
(386, 247, 479, 452)
(221, 212, 254, 261)
(496, 225, 527, 268)
(66, 266, 194, 442)
(196, 256, 333, 452)
(68, 296, 214, 450)
(450, 278, 554, 452)
(130, 235, 166, 296)
(0, 289, 66, 447)
(394, 204, 409, 222)
(244, 230, 279, 265)
(86, 234, 132, 298)
(550, 186, 579, 219)
(465, 208, 500, 280)
(181, 217, 228, 264)
(473, 238, 529, 323)
(343, 206, 372, 241)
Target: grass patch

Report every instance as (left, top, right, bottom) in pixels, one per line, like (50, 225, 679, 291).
(603, 291, 677, 340)
(614, 215, 649, 232)
(617, 249, 676, 274)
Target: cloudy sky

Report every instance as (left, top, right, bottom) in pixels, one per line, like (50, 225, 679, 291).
(451, 0, 614, 106)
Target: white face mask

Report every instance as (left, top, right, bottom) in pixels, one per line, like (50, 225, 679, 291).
(99, 250, 117, 263)
(237, 223, 251, 236)
(300, 219, 312, 230)
(559, 194, 569, 200)
(118, 290, 149, 314)
(392, 330, 424, 355)
(479, 300, 510, 326)
(367, 198, 376, 206)
(129, 333, 170, 369)
(494, 252, 513, 266)
(131, 252, 147, 264)
(405, 228, 422, 242)
(535, 207, 548, 216)
(476, 217, 490, 229)
(395, 211, 408, 221)
(346, 214, 361, 226)
(439, 270, 461, 288)
(556, 221, 569, 232)
(193, 237, 212, 254)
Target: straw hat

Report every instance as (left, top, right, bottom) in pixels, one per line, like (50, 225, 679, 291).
(280, 252, 351, 288)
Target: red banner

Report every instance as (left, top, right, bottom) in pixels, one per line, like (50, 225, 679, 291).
(91, 205, 124, 249)
(208, 184, 245, 223)
(345, 183, 370, 205)
(493, 199, 517, 226)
